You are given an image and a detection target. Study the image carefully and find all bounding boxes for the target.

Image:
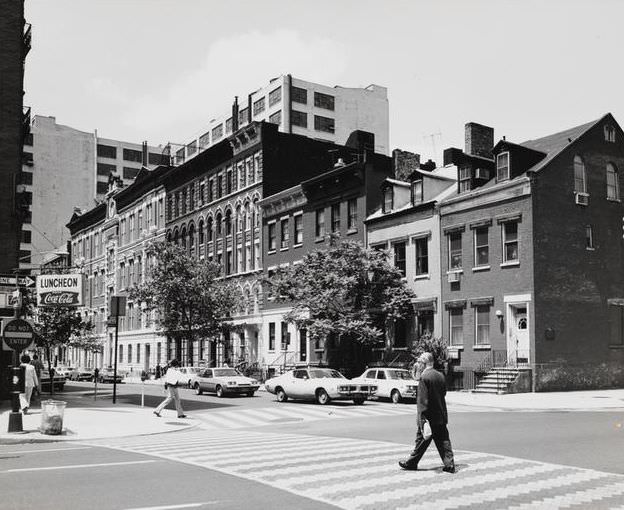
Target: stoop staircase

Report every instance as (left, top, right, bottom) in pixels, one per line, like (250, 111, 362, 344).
(474, 367, 521, 394)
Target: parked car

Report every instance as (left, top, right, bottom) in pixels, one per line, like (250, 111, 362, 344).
(175, 366, 202, 388)
(96, 367, 123, 384)
(53, 366, 73, 379)
(351, 367, 418, 403)
(40, 369, 66, 391)
(69, 367, 95, 381)
(264, 367, 377, 405)
(191, 367, 260, 397)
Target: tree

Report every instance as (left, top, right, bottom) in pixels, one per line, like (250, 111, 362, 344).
(34, 306, 93, 395)
(408, 331, 449, 371)
(68, 328, 104, 363)
(266, 239, 416, 374)
(130, 241, 242, 366)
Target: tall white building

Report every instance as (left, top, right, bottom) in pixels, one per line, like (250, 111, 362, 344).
(172, 74, 389, 165)
(20, 115, 166, 269)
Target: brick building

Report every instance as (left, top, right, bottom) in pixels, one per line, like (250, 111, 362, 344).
(440, 115, 624, 391)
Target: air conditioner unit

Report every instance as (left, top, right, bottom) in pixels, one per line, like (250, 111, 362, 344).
(575, 192, 589, 206)
(447, 272, 461, 283)
(475, 168, 490, 180)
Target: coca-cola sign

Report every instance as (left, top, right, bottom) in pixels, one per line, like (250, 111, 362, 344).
(37, 274, 83, 307)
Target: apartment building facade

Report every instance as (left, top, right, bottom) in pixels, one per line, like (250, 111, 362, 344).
(172, 74, 389, 165)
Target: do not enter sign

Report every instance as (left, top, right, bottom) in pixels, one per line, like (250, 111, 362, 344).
(2, 318, 34, 351)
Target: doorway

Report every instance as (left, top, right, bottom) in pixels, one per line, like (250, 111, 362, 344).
(507, 305, 529, 366)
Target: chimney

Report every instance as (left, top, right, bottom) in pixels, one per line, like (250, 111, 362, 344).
(392, 149, 420, 180)
(420, 159, 436, 172)
(465, 122, 494, 159)
(232, 96, 239, 132)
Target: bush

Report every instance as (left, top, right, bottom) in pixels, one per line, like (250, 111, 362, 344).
(409, 332, 450, 371)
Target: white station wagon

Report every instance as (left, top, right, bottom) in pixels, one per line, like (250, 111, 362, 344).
(191, 367, 260, 397)
(351, 367, 418, 403)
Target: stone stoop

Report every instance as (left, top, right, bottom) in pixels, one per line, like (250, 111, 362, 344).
(474, 367, 521, 394)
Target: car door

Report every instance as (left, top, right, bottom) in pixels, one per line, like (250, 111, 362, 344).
(376, 370, 389, 398)
(290, 369, 309, 398)
(202, 369, 214, 392)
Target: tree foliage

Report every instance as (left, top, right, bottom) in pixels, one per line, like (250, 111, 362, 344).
(266, 240, 416, 348)
(408, 331, 450, 371)
(129, 241, 242, 363)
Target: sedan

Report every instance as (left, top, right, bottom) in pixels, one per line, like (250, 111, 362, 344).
(176, 366, 202, 388)
(264, 367, 377, 405)
(352, 367, 418, 403)
(40, 370, 66, 391)
(96, 368, 123, 384)
(69, 367, 95, 381)
(191, 367, 260, 397)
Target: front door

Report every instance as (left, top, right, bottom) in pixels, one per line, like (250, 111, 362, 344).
(508, 306, 529, 366)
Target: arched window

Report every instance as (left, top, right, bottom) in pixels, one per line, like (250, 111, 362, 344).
(198, 220, 205, 246)
(574, 155, 587, 194)
(166, 230, 172, 243)
(216, 213, 222, 237)
(188, 224, 195, 255)
(253, 198, 260, 228)
(181, 227, 187, 249)
(244, 288, 250, 315)
(244, 203, 250, 230)
(236, 205, 242, 232)
(225, 209, 232, 236)
(173, 229, 179, 245)
(607, 163, 620, 201)
(207, 217, 213, 242)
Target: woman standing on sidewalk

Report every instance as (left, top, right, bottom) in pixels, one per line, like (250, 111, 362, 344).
(153, 359, 186, 418)
(19, 354, 38, 414)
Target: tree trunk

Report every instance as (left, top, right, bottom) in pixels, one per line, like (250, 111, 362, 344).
(45, 345, 54, 397)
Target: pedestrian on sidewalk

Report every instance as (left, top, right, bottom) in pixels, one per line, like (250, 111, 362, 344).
(399, 352, 455, 473)
(19, 354, 39, 414)
(31, 353, 43, 398)
(153, 359, 186, 418)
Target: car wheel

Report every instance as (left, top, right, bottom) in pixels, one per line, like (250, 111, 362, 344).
(247, 391, 255, 397)
(276, 387, 288, 402)
(353, 397, 365, 405)
(216, 385, 224, 398)
(194, 383, 203, 395)
(391, 389, 402, 404)
(316, 388, 330, 405)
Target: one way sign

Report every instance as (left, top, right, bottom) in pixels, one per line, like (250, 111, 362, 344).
(0, 275, 36, 287)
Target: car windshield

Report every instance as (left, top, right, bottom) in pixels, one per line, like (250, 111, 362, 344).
(213, 368, 241, 377)
(309, 369, 344, 379)
(387, 370, 414, 380)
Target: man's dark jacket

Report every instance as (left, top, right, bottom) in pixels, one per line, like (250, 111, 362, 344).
(417, 367, 448, 425)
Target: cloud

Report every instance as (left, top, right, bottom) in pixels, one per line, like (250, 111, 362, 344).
(123, 29, 348, 143)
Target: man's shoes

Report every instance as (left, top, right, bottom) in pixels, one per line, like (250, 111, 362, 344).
(178, 415, 187, 418)
(398, 460, 418, 471)
(442, 466, 456, 473)
(153, 411, 161, 417)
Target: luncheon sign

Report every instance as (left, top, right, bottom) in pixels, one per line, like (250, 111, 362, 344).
(37, 274, 83, 307)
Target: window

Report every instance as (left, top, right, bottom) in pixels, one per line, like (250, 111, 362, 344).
(609, 304, 624, 346)
(415, 237, 428, 275)
(449, 308, 463, 346)
(411, 178, 423, 204)
(224, 117, 233, 134)
(291, 86, 307, 104)
(97, 144, 116, 159)
(347, 198, 357, 230)
(19, 171, 33, 185)
(253, 97, 266, 116)
(574, 155, 587, 193)
(459, 166, 471, 192)
(175, 147, 185, 165)
(225, 209, 232, 236)
(315, 209, 325, 238)
(475, 305, 490, 345)
(294, 214, 303, 245)
(217, 174, 223, 199)
(331, 203, 340, 233)
(268, 110, 282, 126)
(119, 345, 123, 363)
(281, 322, 289, 350)
(199, 132, 210, 149)
(97, 162, 116, 177)
(137, 343, 141, 363)
(394, 242, 406, 276)
(585, 225, 594, 249)
(474, 227, 489, 266)
(314, 115, 335, 133)
(226, 169, 232, 194)
(502, 222, 519, 262)
(496, 152, 510, 181)
(212, 124, 223, 141)
(226, 250, 233, 275)
(216, 213, 222, 237)
(607, 163, 620, 200)
(382, 187, 393, 213)
(314, 91, 335, 110)
(187, 141, 197, 156)
(207, 217, 213, 242)
(269, 87, 282, 107)
(291, 110, 307, 128)
(96, 182, 108, 194)
(238, 108, 249, 126)
(123, 167, 139, 180)
(128, 344, 132, 363)
(19, 250, 30, 263)
(280, 218, 289, 249)
(208, 179, 214, 202)
(605, 125, 616, 143)
(268, 222, 276, 251)
(123, 148, 142, 163)
(449, 232, 462, 270)
(269, 323, 276, 350)
(148, 152, 167, 165)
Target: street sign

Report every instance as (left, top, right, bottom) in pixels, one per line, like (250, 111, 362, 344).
(2, 318, 34, 351)
(0, 275, 35, 287)
(0, 293, 21, 307)
(37, 273, 83, 307)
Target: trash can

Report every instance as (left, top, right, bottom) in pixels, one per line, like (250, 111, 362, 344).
(40, 400, 66, 435)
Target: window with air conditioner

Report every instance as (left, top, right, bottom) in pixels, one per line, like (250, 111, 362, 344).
(574, 155, 588, 205)
(448, 231, 462, 270)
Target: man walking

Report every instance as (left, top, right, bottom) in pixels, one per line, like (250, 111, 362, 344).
(19, 354, 39, 414)
(153, 359, 186, 418)
(31, 354, 43, 397)
(399, 352, 455, 473)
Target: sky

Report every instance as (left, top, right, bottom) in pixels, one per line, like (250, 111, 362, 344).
(24, 0, 624, 163)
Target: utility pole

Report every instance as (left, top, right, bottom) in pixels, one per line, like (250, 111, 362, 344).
(109, 296, 126, 404)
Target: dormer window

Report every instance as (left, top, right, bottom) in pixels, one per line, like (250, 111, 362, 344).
(459, 167, 471, 193)
(605, 125, 616, 143)
(382, 187, 394, 213)
(496, 152, 510, 181)
(411, 179, 423, 204)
